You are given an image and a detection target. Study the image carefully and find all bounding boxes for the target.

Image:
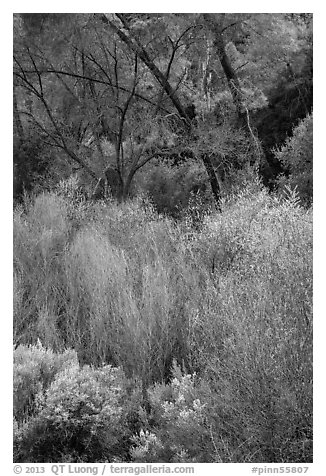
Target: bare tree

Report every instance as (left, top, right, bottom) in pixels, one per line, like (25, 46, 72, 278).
(14, 24, 174, 199)
(102, 13, 223, 209)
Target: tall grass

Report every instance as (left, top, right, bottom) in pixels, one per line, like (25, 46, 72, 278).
(13, 186, 312, 462)
(13, 193, 71, 348)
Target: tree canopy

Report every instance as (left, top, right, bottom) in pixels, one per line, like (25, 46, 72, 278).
(13, 13, 313, 207)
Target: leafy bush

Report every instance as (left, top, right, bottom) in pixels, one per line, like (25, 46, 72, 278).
(131, 363, 213, 463)
(14, 343, 78, 423)
(14, 358, 133, 462)
(275, 113, 313, 205)
(135, 159, 211, 218)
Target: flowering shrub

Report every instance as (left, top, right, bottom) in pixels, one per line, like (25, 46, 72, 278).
(130, 364, 213, 463)
(14, 360, 132, 463)
(14, 343, 78, 423)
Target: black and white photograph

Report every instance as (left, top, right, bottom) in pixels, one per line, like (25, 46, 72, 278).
(12, 9, 313, 469)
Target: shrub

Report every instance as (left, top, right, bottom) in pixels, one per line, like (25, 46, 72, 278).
(135, 159, 211, 218)
(62, 207, 208, 384)
(275, 113, 313, 206)
(13, 133, 49, 200)
(131, 363, 213, 463)
(13, 192, 70, 345)
(14, 362, 132, 462)
(13, 343, 78, 423)
(180, 189, 313, 462)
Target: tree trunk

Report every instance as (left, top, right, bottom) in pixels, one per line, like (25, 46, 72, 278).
(108, 14, 191, 127)
(13, 85, 25, 144)
(102, 14, 222, 209)
(203, 14, 245, 122)
(122, 170, 135, 201)
(203, 14, 263, 164)
(202, 154, 222, 211)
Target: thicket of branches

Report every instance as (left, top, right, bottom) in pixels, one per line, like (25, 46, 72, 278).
(14, 13, 312, 209)
(13, 13, 313, 464)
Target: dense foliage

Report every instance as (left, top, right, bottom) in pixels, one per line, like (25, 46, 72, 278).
(13, 13, 312, 464)
(275, 113, 313, 206)
(14, 183, 312, 463)
(14, 13, 312, 208)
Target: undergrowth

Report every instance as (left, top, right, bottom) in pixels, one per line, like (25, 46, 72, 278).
(13, 183, 312, 463)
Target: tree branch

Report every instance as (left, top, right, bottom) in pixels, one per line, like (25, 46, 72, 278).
(101, 13, 191, 127)
(14, 68, 170, 112)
